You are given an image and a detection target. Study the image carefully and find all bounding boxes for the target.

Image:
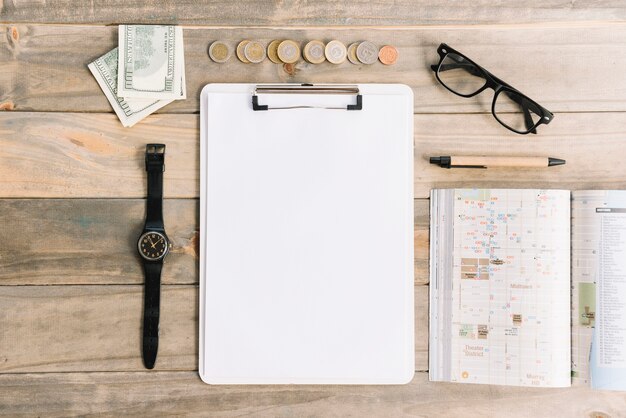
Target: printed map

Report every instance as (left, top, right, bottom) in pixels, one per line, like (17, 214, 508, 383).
(449, 189, 571, 386)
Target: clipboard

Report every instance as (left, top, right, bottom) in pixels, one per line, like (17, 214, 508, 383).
(199, 83, 414, 384)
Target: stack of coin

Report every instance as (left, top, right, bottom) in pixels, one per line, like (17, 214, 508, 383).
(208, 41, 231, 63)
(303, 40, 326, 64)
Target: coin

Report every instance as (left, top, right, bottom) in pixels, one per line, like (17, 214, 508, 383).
(347, 42, 360, 64)
(267, 40, 283, 64)
(325, 40, 347, 64)
(277, 40, 300, 64)
(378, 45, 398, 65)
(236, 40, 251, 64)
(303, 40, 326, 64)
(356, 41, 378, 65)
(244, 41, 266, 63)
(208, 41, 231, 63)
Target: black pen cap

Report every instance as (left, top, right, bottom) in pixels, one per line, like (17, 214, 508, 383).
(429, 156, 451, 168)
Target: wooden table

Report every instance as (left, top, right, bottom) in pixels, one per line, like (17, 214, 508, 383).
(2, 2, 626, 416)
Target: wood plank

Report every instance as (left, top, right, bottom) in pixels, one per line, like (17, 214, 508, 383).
(2, 23, 626, 114)
(414, 199, 429, 285)
(0, 113, 198, 198)
(0, 285, 198, 373)
(0, 371, 623, 417)
(0, 199, 429, 286)
(0, 285, 428, 373)
(2, 1, 626, 26)
(3, 112, 626, 199)
(0, 199, 198, 285)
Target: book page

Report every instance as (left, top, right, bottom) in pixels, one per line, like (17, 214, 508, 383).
(429, 189, 455, 382)
(572, 190, 626, 390)
(447, 189, 571, 387)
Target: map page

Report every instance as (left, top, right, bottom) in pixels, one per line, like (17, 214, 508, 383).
(430, 189, 571, 387)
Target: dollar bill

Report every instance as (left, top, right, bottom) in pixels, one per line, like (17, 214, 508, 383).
(117, 25, 185, 100)
(88, 48, 173, 127)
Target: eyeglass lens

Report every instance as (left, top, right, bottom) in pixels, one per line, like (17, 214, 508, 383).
(493, 90, 542, 133)
(437, 53, 486, 96)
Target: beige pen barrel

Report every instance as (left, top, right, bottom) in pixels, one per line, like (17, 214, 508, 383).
(451, 156, 549, 168)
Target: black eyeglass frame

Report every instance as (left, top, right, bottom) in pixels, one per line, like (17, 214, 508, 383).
(431, 43, 554, 134)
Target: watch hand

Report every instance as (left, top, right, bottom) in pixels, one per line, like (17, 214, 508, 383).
(150, 238, 164, 249)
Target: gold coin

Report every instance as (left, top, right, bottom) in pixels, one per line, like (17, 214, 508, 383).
(303, 40, 326, 64)
(277, 40, 300, 64)
(236, 40, 251, 64)
(208, 41, 231, 63)
(244, 41, 266, 63)
(267, 40, 283, 64)
(347, 42, 360, 65)
(378, 45, 398, 65)
(325, 40, 347, 64)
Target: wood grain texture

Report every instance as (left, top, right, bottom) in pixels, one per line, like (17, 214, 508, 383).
(2, 1, 626, 26)
(0, 285, 428, 373)
(0, 199, 198, 285)
(0, 112, 197, 198)
(0, 199, 429, 285)
(0, 285, 198, 373)
(2, 23, 626, 114)
(3, 112, 626, 199)
(0, 371, 624, 418)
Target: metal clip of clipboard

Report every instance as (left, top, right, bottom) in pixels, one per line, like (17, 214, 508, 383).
(252, 84, 363, 111)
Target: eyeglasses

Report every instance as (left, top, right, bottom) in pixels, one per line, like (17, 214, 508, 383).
(431, 43, 554, 134)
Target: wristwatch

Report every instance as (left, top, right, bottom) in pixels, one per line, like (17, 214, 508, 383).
(137, 144, 171, 369)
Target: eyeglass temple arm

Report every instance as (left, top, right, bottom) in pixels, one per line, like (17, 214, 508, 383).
(503, 91, 538, 134)
(523, 106, 537, 134)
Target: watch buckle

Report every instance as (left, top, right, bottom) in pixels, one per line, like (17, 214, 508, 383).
(145, 144, 166, 171)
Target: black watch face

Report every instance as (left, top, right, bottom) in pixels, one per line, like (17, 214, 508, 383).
(138, 231, 169, 261)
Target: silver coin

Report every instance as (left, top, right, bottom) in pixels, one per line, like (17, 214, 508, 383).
(325, 40, 347, 64)
(356, 41, 378, 65)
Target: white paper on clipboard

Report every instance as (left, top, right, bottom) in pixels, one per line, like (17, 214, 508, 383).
(199, 83, 414, 384)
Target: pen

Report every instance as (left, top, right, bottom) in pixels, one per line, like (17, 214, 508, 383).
(429, 156, 566, 169)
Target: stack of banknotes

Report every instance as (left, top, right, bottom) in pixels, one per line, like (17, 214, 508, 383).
(88, 25, 186, 127)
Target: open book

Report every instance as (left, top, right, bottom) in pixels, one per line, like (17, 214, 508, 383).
(429, 189, 626, 390)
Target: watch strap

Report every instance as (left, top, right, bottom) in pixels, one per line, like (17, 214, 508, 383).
(145, 144, 165, 230)
(142, 261, 162, 369)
